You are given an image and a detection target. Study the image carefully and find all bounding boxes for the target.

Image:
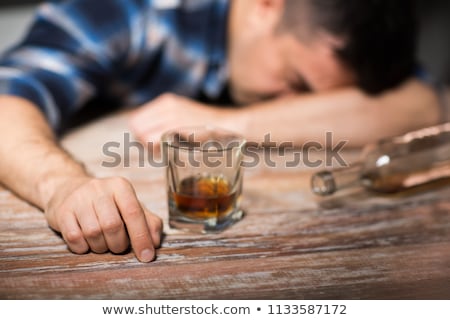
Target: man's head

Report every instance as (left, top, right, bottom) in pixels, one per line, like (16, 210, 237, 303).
(227, 0, 417, 104)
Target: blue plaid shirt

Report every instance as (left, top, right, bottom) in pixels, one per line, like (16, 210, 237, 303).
(0, 0, 230, 131)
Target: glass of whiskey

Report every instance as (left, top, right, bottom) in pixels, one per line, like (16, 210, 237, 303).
(161, 126, 246, 233)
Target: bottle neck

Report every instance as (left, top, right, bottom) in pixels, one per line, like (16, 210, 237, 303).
(311, 163, 363, 196)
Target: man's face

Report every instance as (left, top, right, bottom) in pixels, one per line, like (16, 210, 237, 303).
(228, 30, 356, 105)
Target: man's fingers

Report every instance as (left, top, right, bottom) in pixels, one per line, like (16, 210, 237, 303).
(76, 203, 108, 253)
(131, 118, 166, 142)
(129, 107, 164, 137)
(50, 177, 161, 262)
(144, 208, 163, 248)
(59, 212, 89, 254)
(112, 178, 155, 262)
(94, 196, 129, 254)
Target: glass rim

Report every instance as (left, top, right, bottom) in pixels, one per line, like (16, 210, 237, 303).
(161, 125, 246, 152)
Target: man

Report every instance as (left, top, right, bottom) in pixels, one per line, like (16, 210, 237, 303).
(0, 0, 441, 262)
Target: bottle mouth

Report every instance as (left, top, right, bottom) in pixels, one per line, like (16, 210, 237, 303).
(311, 171, 337, 196)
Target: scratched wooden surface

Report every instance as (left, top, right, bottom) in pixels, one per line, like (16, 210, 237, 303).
(1, 111, 450, 299)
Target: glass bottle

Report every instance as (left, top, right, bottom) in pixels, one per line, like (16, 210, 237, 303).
(311, 122, 450, 196)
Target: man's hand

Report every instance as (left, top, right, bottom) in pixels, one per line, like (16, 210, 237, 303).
(129, 79, 440, 150)
(0, 95, 163, 263)
(44, 175, 163, 262)
(128, 93, 243, 148)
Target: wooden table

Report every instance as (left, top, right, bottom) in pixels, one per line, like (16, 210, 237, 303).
(1, 112, 449, 299)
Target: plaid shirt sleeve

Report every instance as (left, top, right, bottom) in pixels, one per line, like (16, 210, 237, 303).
(0, 0, 229, 131)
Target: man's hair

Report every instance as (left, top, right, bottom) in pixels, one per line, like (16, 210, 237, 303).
(283, 0, 418, 95)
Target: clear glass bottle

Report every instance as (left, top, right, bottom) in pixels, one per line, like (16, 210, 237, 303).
(311, 123, 450, 196)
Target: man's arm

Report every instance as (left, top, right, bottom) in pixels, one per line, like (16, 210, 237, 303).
(0, 95, 162, 262)
(237, 78, 441, 146)
(130, 78, 441, 148)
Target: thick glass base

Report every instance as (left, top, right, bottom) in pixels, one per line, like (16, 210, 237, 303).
(169, 208, 244, 233)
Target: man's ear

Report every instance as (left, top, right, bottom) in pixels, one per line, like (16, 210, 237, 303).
(318, 31, 347, 51)
(315, 30, 347, 56)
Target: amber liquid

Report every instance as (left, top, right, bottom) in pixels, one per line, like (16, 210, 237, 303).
(170, 175, 240, 220)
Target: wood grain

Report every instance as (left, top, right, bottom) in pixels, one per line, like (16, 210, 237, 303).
(1, 112, 449, 299)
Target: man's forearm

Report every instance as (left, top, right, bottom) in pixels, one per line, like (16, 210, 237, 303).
(0, 95, 162, 262)
(0, 95, 88, 210)
(237, 79, 441, 147)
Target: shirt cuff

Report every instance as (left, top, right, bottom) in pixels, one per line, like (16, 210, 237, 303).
(0, 67, 61, 130)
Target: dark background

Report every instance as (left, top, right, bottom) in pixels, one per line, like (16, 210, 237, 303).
(0, 0, 449, 84)
(0, 0, 39, 5)
(416, 0, 450, 84)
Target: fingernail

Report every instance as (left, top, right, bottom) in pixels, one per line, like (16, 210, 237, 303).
(140, 248, 154, 262)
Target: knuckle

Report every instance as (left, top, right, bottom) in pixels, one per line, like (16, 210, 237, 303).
(124, 204, 143, 219)
(83, 226, 102, 239)
(87, 178, 104, 190)
(54, 208, 69, 227)
(102, 219, 123, 234)
(95, 194, 111, 205)
(132, 231, 149, 243)
(64, 229, 84, 244)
